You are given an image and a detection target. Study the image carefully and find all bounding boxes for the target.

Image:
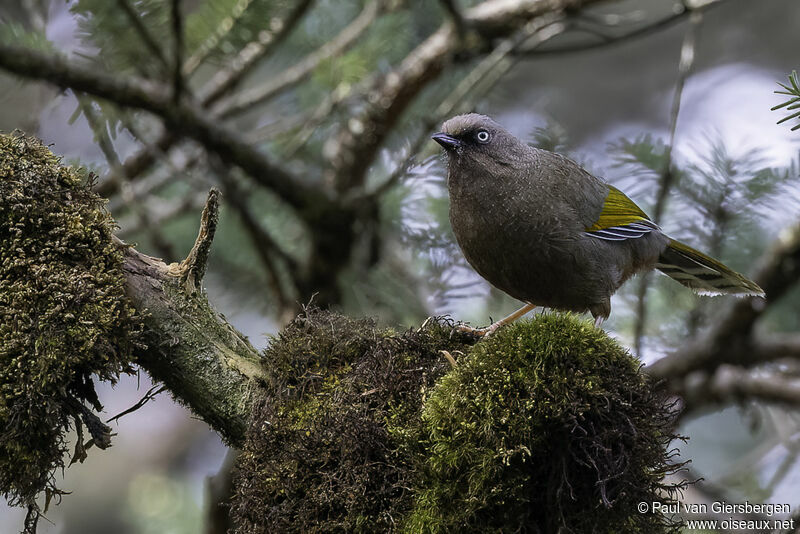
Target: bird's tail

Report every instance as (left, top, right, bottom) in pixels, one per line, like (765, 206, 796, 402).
(655, 239, 764, 297)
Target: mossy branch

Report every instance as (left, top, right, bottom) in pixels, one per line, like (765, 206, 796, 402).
(120, 204, 264, 445)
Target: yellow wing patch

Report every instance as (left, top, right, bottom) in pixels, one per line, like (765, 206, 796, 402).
(586, 185, 651, 232)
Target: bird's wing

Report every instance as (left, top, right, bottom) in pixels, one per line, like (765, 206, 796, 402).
(585, 185, 660, 241)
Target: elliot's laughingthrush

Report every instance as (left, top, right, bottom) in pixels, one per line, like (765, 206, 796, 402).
(432, 113, 764, 333)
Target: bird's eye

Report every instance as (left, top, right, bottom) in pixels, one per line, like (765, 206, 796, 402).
(475, 129, 491, 143)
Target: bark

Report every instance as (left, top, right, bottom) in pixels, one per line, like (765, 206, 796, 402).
(119, 194, 266, 446)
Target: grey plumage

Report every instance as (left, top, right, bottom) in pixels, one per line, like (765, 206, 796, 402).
(432, 113, 763, 323)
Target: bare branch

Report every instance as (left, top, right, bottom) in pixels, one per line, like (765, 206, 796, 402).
(633, 8, 702, 355)
(0, 44, 333, 213)
(679, 365, 800, 417)
(106, 385, 167, 424)
(217, 0, 383, 118)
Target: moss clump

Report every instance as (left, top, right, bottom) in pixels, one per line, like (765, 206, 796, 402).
(231, 309, 473, 533)
(405, 313, 681, 533)
(0, 134, 140, 511)
(232, 310, 682, 533)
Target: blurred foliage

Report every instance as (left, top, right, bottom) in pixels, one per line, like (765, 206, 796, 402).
(0, 134, 140, 512)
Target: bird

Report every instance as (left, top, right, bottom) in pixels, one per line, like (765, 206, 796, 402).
(431, 113, 764, 335)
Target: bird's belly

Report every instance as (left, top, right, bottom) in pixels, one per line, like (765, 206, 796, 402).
(451, 207, 604, 312)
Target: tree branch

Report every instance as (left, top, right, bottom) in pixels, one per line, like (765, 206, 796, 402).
(678, 365, 800, 418)
(98, 0, 314, 199)
(116, 0, 170, 73)
(327, 0, 606, 193)
(121, 237, 264, 445)
(0, 44, 333, 213)
(648, 221, 800, 382)
(218, 0, 384, 118)
(197, 0, 314, 106)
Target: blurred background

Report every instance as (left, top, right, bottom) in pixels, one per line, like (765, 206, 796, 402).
(1, 0, 799, 531)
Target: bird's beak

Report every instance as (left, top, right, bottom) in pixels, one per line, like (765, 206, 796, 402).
(431, 132, 461, 151)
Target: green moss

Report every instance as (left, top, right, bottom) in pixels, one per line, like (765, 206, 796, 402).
(232, 310, 682, 533)
(231, 309, 472, 533)
(404, 313, 680, 533)
(0, 133, 140, 510)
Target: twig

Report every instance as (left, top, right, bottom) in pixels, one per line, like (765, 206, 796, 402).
(116, 0, 170, 73)
(217, 0, 383, 118)
(106, 385, 167, 423)
(633, 8, 701, 356)
(171, 189, 220, 293)
(197, 0, 314, 106)
(171, 0, 184, 103)
(439, 0, 467, 36)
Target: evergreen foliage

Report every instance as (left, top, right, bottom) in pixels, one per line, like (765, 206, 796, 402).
(231, 309, 682, 533)
(773, 70, 800, 131)
(0, 133, 140, 511)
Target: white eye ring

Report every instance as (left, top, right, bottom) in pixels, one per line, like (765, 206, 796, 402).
(476, 130, 491, 143)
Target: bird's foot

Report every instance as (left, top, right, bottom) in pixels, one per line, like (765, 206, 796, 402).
(454, 303, 538, 338)
(593, 315, 605, 328)
(454, 322, 497, 337)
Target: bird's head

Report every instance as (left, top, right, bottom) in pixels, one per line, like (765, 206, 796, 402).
(432, 114, 529, 174)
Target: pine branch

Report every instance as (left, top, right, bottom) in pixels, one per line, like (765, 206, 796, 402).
(98, 0, 314, 199)
(772, 70, 800, 131)
(0, 43, 333, 213)
(115, 0, 170, 73)
(197, 0, 314, 106)
(217, 0, 384, 118)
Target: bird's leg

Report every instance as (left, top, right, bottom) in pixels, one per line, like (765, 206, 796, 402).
(593, 315, 605, 328)
(457, 303, 537, 337)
